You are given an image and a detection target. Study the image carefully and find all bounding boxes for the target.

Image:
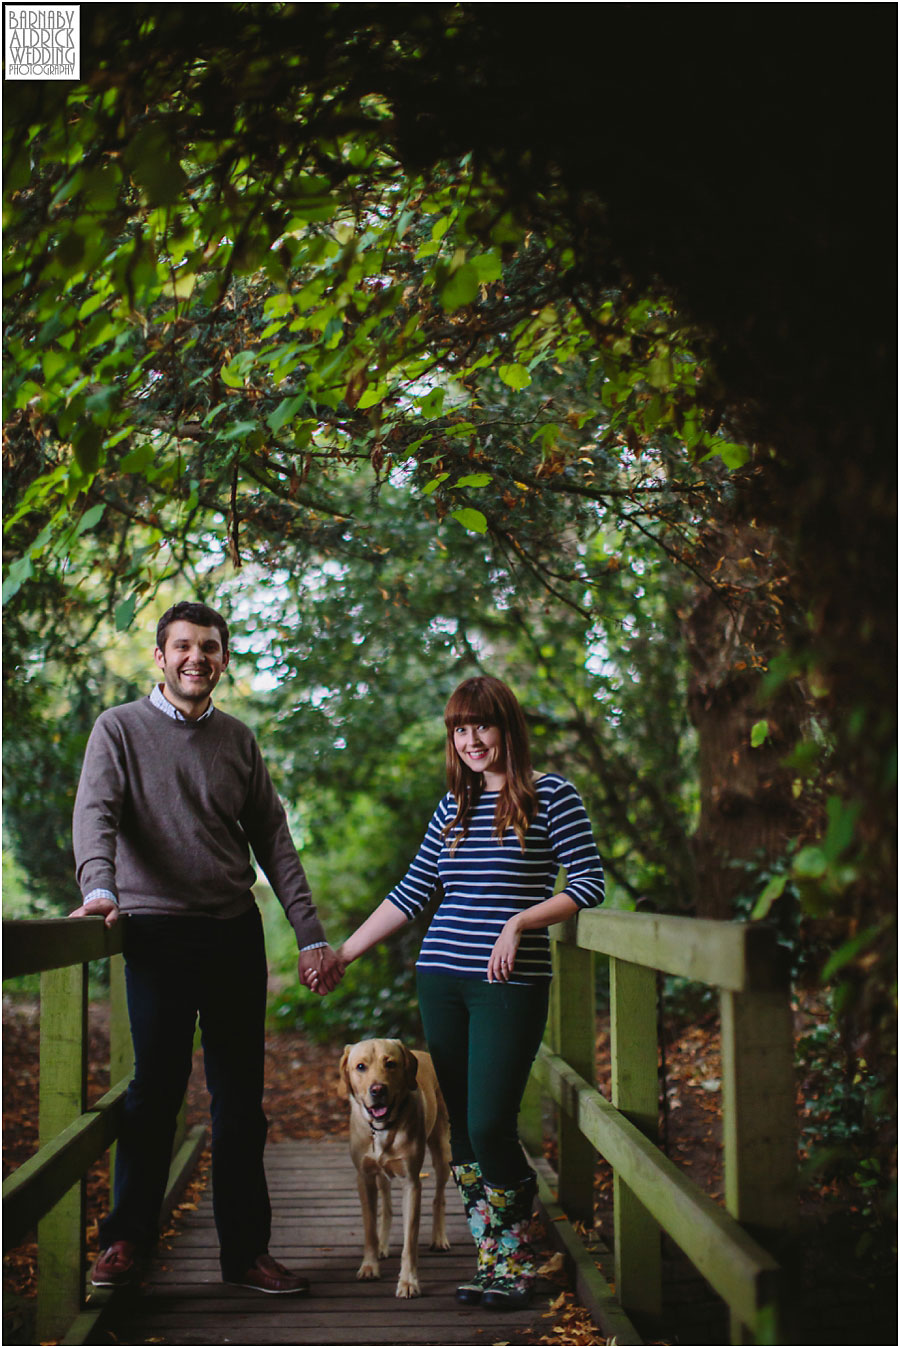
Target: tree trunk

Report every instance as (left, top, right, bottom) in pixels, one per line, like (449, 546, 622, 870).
(685, 516, 805, 920)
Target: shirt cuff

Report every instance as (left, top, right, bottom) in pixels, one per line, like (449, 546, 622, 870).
(83, 888, 118, 906)
(300, 940, 327, 951)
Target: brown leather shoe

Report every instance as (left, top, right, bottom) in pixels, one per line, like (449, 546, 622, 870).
(226, 1254, 310, 1295)
(91, 1240, 138, 1287)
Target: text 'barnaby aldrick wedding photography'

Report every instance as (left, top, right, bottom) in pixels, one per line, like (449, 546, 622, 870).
(5, 6, 80, 80)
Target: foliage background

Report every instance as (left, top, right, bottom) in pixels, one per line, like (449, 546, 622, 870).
(3, 4, 895, 1216)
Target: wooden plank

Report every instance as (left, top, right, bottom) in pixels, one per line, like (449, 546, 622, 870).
(2, 917, 123, 979)
(533, 1048, 780, 1331)
(37, 963, 88, 1342)
(610, 956, 661, 1321)
(551, 910, 781, 992)
(550, 936, 596, 1224)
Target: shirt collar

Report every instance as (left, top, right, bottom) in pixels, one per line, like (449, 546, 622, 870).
(151, 682, 215, 724)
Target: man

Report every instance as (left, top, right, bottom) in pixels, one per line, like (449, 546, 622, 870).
(70, 600, 342, 1294)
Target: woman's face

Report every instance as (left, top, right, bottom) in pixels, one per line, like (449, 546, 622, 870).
(452, 722, 505, 783)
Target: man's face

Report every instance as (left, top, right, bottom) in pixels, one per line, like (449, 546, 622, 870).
(154, 620, 229, 717)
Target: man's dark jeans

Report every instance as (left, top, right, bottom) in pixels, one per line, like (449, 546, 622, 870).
(100, 906, 271, 1278)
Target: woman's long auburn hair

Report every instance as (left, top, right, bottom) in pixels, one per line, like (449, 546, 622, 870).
(442, 676, 538, 852)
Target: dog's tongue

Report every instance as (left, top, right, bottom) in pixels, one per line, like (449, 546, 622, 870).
(370, 1104, 389, 1119)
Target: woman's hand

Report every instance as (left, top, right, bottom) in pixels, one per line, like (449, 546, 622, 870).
(487, 916, 523, 983)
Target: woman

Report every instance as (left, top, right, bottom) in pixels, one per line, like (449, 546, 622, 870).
(335, 676, 604, 1309)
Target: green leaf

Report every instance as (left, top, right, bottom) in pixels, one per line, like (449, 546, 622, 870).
(358, 384, 388, 410)
(450, 507, 488, 534)
(267, 395, 306, 433)
(73, 503, 106, 538)
(822, 795, 862, 862)
(750, 872, 788, 920)
(793, 846, 828, 880)
(422, 472, 450, 495)
(750, 719, 769, 748)
(115, 593, 137, 631)
(126, 124, 187, 206)
(700, 437, 751, 469)
(73, 425, 104, 475)
(820, 925, 880, 983)
(439, 262, 479, 312)
(2, 555, 34, 605)
(498, 362, 532, 391)
(419, 388, 445, 418)
(453, 473, 492, 489)
(470, 252, 503, 283)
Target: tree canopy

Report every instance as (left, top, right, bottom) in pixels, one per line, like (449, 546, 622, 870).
(3, 6, 895, 1086)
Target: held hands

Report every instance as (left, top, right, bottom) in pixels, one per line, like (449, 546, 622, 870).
(68, 896, 119, 928)
(487, 916, 523, 983)
(298, 944, 344, 997)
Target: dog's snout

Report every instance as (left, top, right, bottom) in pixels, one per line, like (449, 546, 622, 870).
(369, 1082, 387, 1101)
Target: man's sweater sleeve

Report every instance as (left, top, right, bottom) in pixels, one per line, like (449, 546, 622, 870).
(72, 715, 125, 901)
(240, 739, 327, 950)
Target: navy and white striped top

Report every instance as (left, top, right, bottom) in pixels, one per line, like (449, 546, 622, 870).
(387, 773, 604, 983)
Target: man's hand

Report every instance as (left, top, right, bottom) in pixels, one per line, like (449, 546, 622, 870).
(298, 944, 343, 996)
(68, 896, 119, 928)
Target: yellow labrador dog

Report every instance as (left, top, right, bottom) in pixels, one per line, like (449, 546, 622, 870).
(340, 1038, 451, 1298)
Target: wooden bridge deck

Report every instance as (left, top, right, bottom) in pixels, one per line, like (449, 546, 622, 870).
(96, 1138, 562, 1346)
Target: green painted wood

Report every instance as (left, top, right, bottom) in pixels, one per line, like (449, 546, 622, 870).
(549, 935, 596, 1224)
(2, 917, 123, 979)
(533, 1157, 642, 1345)
(162, 1124, 208, 1225)
(555, 910, 781, 993)
(721, 986, 796, 1245)
(37, 963, 88, 1341)
(610, 957, 661, 1321)
(519, 1072, 543, 1155)
(3, 1079, 130, 1250)
(108, 953, 133, 1207)
(533, 1048, 781, 1335)
(60, 1287, 114, 1348)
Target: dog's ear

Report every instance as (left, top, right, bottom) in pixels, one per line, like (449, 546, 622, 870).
(338, 1045, 352, 1099)
(400, 1042, 419, 1091)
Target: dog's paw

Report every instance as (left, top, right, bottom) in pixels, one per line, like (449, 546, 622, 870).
(395, 1274, 421, 1299)
(377, 1242, 390, 1259)
(430, 1234, 452, 1252)
(357, 1259, 380, 1281)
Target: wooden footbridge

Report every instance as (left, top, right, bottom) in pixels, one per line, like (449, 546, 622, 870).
(3, 908, 796, 1345)
(93, 1137, 560, 1346)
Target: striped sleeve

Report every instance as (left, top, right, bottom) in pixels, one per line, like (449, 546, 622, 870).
(386, 795, 450, 919)
(547, 778, 605, 908)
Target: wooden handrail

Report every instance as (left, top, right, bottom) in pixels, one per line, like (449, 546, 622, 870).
(2, 1079, 130, 1251)
(2, 915, 124, 979)
(532, 908, 794, 1345)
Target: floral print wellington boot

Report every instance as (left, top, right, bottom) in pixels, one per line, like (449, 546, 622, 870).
(481, 1175, 539, 1310)
(451, 1161, 498, 1304)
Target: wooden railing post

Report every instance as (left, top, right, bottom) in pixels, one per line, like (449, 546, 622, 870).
(720, 964, 795, 1343)
(37, 962, 88, 1341)
(609, 955, 662, 1322)
(549, 922, 596, 1225)
(108, 952, 133, 1206)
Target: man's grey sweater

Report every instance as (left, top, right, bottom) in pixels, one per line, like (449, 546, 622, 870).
(73, 695, 326, 949)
